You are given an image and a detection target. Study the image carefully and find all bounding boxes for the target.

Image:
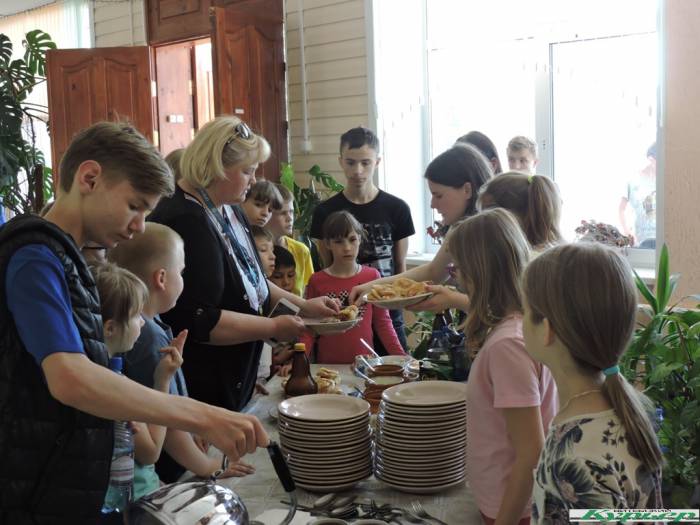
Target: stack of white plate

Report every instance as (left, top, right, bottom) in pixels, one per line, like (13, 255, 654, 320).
(278, 394, 372, 492)
(374, 381, 467, 494)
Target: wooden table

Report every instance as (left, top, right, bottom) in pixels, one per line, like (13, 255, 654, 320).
(214, 364, 482, 524)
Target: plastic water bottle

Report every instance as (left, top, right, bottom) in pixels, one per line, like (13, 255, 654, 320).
(101, 356, 134, 515)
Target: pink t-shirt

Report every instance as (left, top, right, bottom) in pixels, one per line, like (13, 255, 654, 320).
(299, 266, 406, 364)
(466, 315, 558, 520)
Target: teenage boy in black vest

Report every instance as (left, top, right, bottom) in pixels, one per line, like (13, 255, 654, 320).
(0, 122, 268, 523)
(310, 127, 415, 352)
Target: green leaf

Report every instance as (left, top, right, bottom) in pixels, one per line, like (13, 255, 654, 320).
(7, 59, 35, 100)
(0, 93, 23, 135)
(649, 362, 684, 383)
(656, 244, 670, 312)
(634, 269, 658, 314)
(280, 162, 295, 191)
(0, 34, 12, 66)
(688, 322, 700, 339)
(22, 29, 55, 76)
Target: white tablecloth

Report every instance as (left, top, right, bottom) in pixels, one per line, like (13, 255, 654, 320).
(212, 364, 482, 524)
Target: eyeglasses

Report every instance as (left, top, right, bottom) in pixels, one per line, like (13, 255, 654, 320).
(226, 122, 252, 145)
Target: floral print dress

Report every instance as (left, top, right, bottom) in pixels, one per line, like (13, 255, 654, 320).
(532, 409, 662, 524)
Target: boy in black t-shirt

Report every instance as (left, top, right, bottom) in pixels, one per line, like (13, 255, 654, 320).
(310, 127, 415, 352)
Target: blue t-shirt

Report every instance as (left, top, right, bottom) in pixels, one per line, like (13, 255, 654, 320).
(124, 316, 188, 397)
(6, 244, 85, 365)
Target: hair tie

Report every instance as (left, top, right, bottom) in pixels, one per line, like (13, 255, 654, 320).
(602, 364, 619, 376)
(527, 175, 534, 184)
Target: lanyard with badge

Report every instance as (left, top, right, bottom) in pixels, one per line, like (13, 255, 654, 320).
(196, 187, 265, 314)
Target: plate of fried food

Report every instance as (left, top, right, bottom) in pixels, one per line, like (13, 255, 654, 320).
(280, 367, 344, 394)
(364, 278, 433, 309)
(304, 304, 362, 335)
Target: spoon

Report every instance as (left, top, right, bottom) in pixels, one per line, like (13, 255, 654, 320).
(313, 493, 337, 509)
(356, 354, 376, 374)
(359, 337, 380, 358)
(353, 368, 377, 385)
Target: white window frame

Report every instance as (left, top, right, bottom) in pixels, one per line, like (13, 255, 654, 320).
(368, 0, 660, 271)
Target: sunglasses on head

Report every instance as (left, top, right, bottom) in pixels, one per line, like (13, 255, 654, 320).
(226, 122, 252, 145)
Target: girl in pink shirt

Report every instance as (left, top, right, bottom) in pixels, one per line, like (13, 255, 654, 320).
(300, 211, 405, 363)
(452, 209, 558, 525)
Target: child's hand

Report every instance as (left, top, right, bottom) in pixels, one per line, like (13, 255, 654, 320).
(405, 284, 469, 313)
(154, 329, 187, 388)
(254, 381, 269, 395)
(193, 434, 210, 454)
(211, 458, 255, 478)
(271, 345, 294, 366)
(276, 363, 292, 377)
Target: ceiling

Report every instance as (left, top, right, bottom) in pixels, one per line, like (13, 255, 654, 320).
(0, 0, 56, 17)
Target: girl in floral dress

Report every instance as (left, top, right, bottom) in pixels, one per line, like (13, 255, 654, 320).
(522, 243, 663, 524)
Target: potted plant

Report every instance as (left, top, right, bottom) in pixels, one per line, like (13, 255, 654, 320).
(620, 244, 700, 507)
(279, 162, 344, 270)
(0, 29, 56, 216)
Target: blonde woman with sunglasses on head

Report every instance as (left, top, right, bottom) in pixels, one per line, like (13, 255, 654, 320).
(149, 116, 339, 414)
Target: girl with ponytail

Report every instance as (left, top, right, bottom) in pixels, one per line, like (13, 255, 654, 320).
(478, 172, 562, 251)
(522, 243, 662, 523)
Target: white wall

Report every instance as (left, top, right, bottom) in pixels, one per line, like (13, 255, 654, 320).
(286, 0, 369, 184)
(93, 0, 146, 47)
(662, 0, 700, 298)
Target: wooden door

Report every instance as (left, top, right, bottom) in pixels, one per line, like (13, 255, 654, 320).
(46, 47, 155, 180)
(146, 0, 213, 45)
(155, 41, 196, 155)
(211, 0, 287, 180)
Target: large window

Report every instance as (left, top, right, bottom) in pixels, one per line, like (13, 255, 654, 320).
(372, 0, 659, 265)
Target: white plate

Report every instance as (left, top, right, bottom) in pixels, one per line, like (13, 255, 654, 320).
(382, 381, 466, 406)
(279, 416, 370, 432)
(375, 434, 466, 451)
(280, 432, 371, 450)
(290, 462, 372, 478)
(279, 412, 368, 429)
(281, 440, 371, 459)
(376, 426, 464, 443)
(278, 424, 370, 442)
(295, 479, 366, 493)
(375, 438, 465, 455)
(364, 292, 433, 310)
(375, 451, 466, 468)
(291, 466, 372, 482)
(375, 463, 465, 480)
(304, 317, 362, 334)
(378, 410, 466, 424)
(375, 472, 466, 494)
(279, 394, 369, 421)
(380, 399, 466, 413)
(286, 454, 372, 470)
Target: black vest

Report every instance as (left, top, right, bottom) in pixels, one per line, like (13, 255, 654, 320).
(0, 215, 113, 524)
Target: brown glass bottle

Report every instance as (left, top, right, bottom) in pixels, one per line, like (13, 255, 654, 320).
(284, 343, 318, 398)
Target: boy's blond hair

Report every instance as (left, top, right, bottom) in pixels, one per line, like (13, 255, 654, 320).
(91, 262, 148, 326)
(250, 225, 274, 243)
(107, 223, 183, 289)
(275, 183, 293, 204)
(507, 135, 537, 157)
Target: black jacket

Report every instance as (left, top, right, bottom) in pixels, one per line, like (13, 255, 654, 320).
(0, 216, 113, 524)
(149, 187, 271, 412)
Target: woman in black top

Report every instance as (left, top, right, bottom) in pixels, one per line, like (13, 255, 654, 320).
(149, 116, 338, 412)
